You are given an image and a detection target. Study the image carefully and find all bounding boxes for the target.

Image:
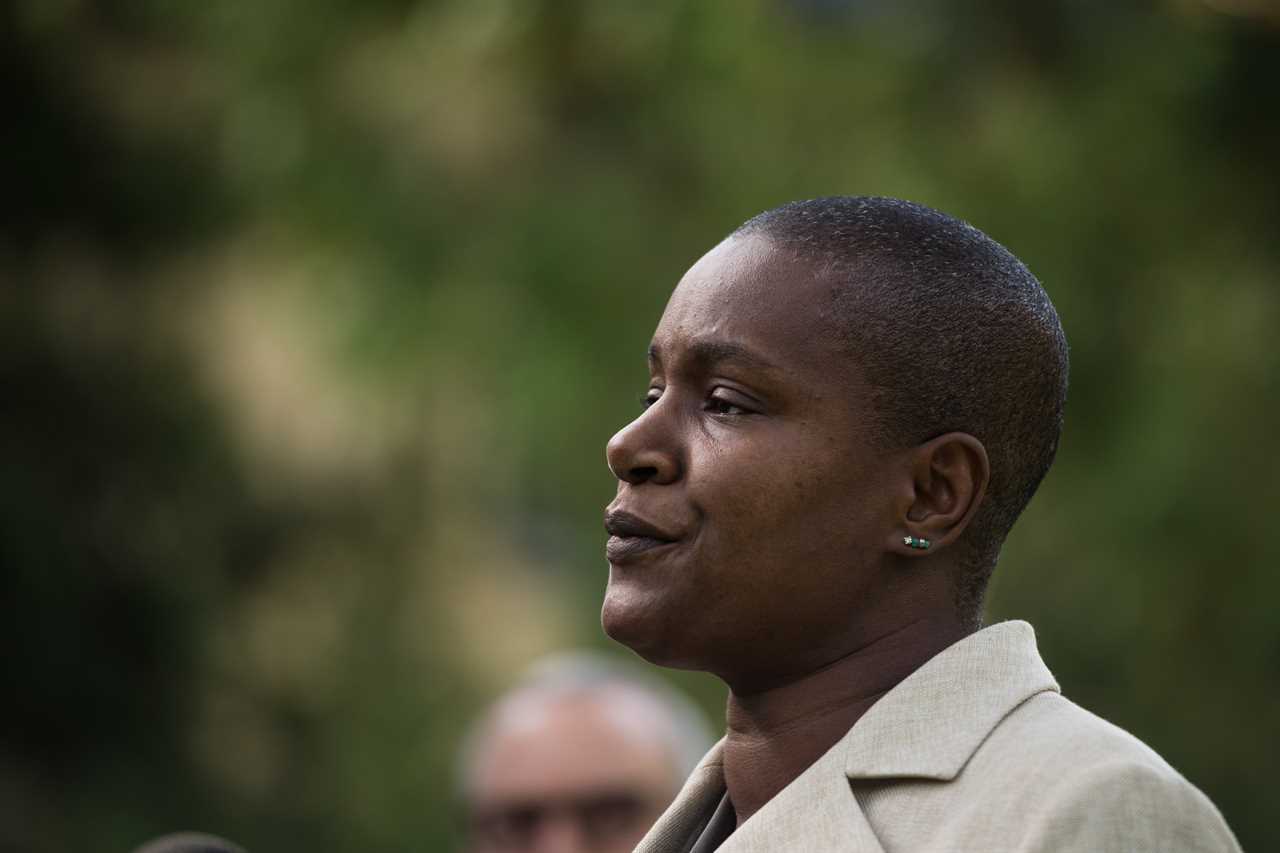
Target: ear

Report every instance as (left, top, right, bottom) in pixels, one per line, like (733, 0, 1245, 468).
(894, 432, 989, 557)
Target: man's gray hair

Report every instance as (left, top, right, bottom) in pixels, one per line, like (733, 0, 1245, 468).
(458, 650, 715, 794)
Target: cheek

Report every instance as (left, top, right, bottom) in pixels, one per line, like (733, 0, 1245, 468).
(693, 447, 877, 567)
(694, 439, 832, 526)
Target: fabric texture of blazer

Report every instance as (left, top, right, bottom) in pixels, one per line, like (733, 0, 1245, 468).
(635, 620, 1241, 852)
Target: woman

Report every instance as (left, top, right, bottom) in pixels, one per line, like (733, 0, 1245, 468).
(601, 197, 1240, 852)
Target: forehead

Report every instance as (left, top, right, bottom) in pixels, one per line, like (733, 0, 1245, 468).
(467, 689, 679, 803)
(652, 235, 851, 380)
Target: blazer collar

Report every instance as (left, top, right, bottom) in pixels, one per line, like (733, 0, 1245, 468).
(637, 735, 890, 853)
(725, 720, 888, 852)
(634, 742, 727, 853)
(842, 619, 1059, 781)
(635, 620, 1059, 853)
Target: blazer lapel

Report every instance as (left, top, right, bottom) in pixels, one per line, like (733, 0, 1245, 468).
(639, 622, 1053, 852)
(719, 731, 887, 853)
(635, 742, 729, 853)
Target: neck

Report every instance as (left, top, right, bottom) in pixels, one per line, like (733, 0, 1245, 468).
(721, 612, 969, 826)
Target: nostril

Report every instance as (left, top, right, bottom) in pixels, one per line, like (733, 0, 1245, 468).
(629, 465, 658, 483)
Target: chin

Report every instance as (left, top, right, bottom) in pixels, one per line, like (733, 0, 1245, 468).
(601, 588, 653, 650)
(601, 585, 702, 672)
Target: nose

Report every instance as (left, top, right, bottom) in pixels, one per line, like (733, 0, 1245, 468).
(605, 404, 681, 486)
(529, 816, 590, 853)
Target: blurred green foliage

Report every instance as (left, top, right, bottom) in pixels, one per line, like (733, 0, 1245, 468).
(3, 0, 1278, 850)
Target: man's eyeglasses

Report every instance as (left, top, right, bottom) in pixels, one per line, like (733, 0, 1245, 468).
(467, 788, 660, 851)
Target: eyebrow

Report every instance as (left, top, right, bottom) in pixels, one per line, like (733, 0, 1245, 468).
(648, 339, 782, 374)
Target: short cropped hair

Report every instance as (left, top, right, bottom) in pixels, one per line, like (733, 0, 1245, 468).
(734, 197, 1069, 627)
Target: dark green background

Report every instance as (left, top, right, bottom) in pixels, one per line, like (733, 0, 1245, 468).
(3, 1, 1277, 850)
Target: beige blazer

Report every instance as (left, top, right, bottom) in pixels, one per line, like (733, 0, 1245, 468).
(636, 621, 1241, 852)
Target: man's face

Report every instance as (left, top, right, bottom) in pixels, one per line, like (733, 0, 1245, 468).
(603, 235, 903, 690)
(465, 689, 682, 853)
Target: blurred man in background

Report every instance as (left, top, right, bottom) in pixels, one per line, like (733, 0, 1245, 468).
(458, 652, 712, 853)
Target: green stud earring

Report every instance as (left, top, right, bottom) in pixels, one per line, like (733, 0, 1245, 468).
(903, 535, 932, 550)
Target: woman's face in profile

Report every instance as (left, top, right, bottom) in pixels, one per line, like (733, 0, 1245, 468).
(603, 235, 905, 690)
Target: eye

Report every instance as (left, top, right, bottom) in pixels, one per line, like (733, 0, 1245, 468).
(577, 793, 648, 841)
(641, 387, 663, 410)
(705, 387, 755, 416)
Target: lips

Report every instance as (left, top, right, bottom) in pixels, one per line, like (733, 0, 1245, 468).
(604, 509, 681, 564)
